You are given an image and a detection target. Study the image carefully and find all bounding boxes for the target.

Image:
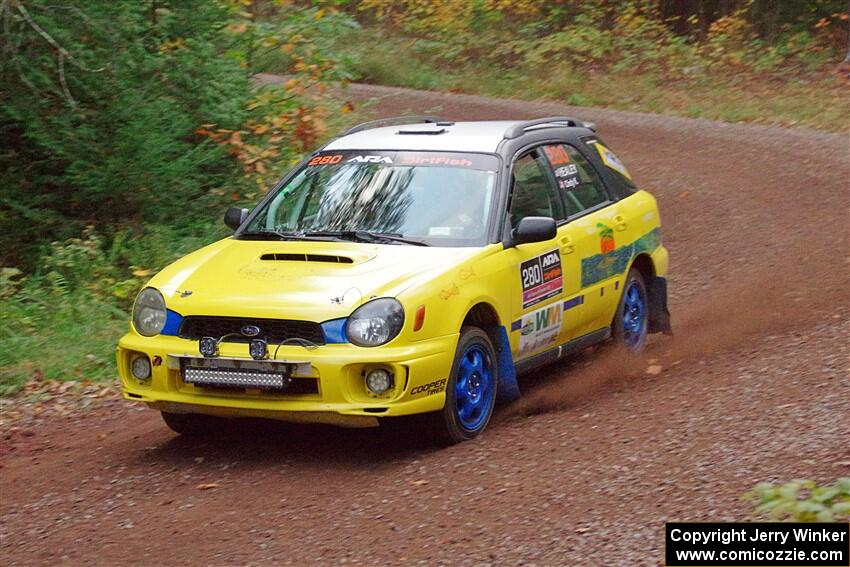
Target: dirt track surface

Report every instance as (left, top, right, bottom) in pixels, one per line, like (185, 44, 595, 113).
(2, 82, 849, 566)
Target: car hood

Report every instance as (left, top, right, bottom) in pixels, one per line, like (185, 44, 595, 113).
(149, 238, 481, 321)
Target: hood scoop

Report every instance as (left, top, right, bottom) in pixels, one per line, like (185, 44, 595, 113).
(260, 252, 354, 264)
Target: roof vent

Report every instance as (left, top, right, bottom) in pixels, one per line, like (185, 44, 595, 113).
(260, 253, 354, 264)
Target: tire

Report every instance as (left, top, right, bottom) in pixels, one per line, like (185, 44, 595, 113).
(160, 411, 223, 436)
(612, 268, 650, 352)
(426, 326, 498, 445)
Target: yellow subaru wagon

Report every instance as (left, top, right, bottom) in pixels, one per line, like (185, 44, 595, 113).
(118, 116, 671, 444)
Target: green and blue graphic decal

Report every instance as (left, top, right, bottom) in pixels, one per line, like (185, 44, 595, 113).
(581, 228, 661, 288)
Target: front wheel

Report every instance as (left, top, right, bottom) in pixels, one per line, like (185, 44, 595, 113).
(612, 268, 649, 352)
(427, 326, 498, 445)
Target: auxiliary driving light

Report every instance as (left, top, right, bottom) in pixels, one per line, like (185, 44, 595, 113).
(249, 338, 268, 360)
(365, 368, 393, 395)
(131, 355, 152, 381)
(199, 336, 218, 357)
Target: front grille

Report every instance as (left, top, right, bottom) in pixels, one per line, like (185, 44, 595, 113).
(179, 316, 326, 345)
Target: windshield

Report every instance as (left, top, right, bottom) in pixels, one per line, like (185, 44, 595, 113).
(243, 151, 500, 246)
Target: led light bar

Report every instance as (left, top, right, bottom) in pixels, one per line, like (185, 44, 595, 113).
(183, 366, 291, 390)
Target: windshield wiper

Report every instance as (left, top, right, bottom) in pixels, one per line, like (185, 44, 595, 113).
(238, 229, 342, 242)
(305, 230, 429, 246)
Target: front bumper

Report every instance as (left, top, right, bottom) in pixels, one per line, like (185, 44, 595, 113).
(117, 332, 458, 427)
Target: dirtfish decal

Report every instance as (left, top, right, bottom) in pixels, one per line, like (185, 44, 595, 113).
(518, 303, 563, 357)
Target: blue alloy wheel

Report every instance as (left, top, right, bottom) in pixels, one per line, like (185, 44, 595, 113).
(454, 344, 495, 431)
(621, 279, 648, 350)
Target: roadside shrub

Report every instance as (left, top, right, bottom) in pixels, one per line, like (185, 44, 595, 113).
(745, 478, 850, 522)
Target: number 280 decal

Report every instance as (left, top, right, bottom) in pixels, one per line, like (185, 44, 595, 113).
(307, 154, 344, 166)
(520, 250, 563, 309)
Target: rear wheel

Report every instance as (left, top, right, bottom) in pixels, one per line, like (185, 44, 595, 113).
(160, 411, 224, 436)
(427, 326, 498, 444)
(613, 268, 649, 352)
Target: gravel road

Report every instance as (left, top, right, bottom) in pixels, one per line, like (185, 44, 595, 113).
(1, 81, 848, 566)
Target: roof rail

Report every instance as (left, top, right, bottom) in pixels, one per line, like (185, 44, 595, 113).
(340, 115, 447, 137)
(504, 116, 597, 139)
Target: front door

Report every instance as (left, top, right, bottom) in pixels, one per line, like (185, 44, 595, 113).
(503, 150, 582, 361)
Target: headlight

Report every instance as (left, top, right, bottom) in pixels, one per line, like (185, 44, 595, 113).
(346, 298, 404, 347)
(132, 287, 167, 336)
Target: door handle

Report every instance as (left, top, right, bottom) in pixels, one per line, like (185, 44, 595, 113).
(614, 215, 627, 232)
(560, 235, 575, 254)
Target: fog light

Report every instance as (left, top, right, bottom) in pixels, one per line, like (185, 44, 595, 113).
(199, 336, 217, 357)
(131, 356, 152, 380)
(365, 368, 393, 394)
(249, 338, 268, 360)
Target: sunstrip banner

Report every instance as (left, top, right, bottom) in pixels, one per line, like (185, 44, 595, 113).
(305, 151, 500, 171)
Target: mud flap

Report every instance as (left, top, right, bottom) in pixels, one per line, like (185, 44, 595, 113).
(493, 326, 520, 403)
(647, 276, 673, 335)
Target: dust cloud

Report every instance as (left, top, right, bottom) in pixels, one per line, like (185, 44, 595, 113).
(504, 264, 846, 418)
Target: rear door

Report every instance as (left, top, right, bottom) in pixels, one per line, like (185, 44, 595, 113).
(537, 142, 623, 338)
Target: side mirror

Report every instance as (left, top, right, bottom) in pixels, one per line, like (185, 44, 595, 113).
(224, 207, 248, 231)
(512, 216, 557, 246)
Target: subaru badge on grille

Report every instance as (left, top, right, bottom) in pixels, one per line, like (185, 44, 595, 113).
(241, 325, 261, 337)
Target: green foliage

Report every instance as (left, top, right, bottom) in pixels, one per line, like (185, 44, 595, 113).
(0, 0, 250, 267)
(343, 0, 848, 73)
(317, 0, 849, 132)
(0, 0, 363, 395)
(745, 478, 850, 522)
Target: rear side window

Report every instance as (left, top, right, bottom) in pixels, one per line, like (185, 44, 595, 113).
(541, 144, 611, 217)
(581, 135, 637, 196)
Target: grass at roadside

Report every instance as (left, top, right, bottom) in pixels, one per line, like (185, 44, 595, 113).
(0, 290, 125, 395)
(313, 33, 849, 132)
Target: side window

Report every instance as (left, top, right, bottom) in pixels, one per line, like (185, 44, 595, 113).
(542, 144, 611, 217)
(509, 152, 564, 228)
